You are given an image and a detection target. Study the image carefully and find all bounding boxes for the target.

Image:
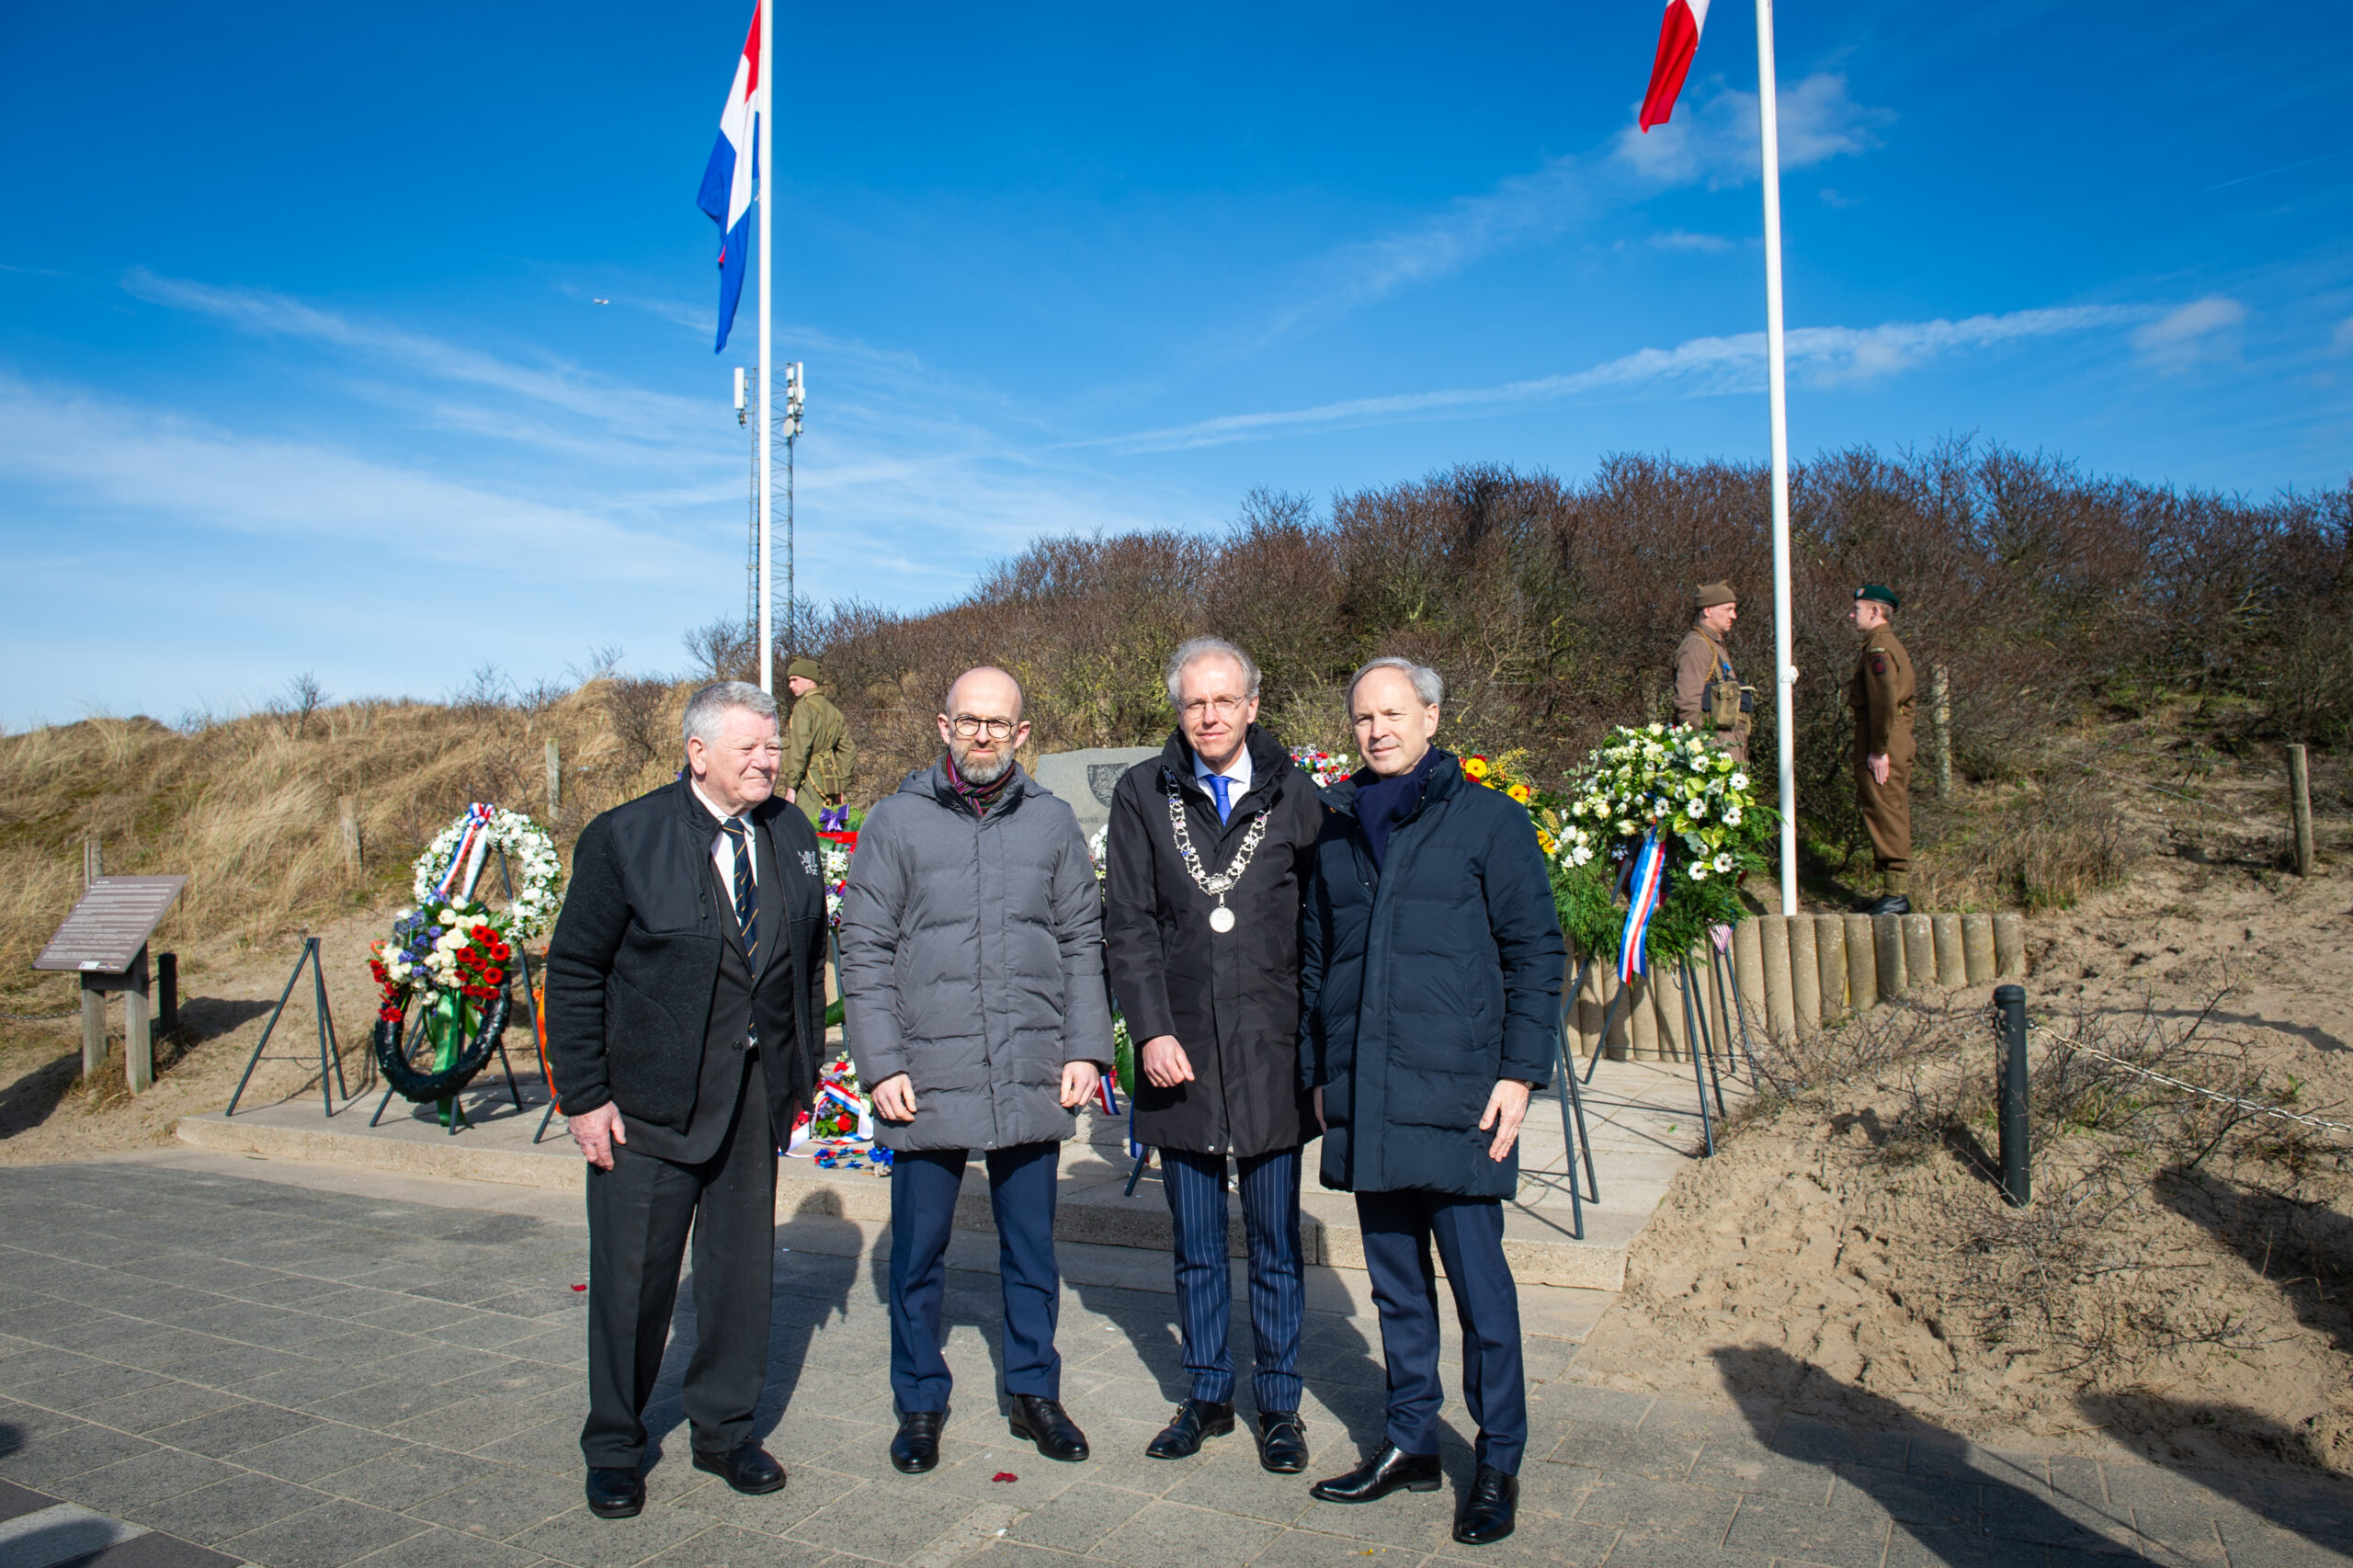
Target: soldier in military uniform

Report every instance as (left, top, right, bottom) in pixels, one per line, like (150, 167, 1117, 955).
(779, 656, 856, 826)
(1671, 581, 1751, 762)
(1847, 585, 1915, 915)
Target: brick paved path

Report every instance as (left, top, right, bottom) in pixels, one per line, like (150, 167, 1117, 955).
(0, 1164, 2347, 1568)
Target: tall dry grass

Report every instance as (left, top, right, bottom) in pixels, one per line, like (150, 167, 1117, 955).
(0, 684, 699, 1009)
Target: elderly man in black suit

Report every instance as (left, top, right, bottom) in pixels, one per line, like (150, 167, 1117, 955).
(546, 680, 829, 1520)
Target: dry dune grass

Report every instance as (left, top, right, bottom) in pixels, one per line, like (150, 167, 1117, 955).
(0, 683, 696, 1011)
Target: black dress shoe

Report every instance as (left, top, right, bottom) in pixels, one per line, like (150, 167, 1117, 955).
(1858, 893, 1911, 916)
(1255, 1410, 1309, 1474)
(1147, 1398, 1234, 1460)
(692, 1442, 787, 1495)
(1309, 1442, 1442, 1503)
(1452, 1464, 1518, 1545)
(1008, 1394, 1090, 1461)
(891, 1412, 945, 1474)
(585, 1466, 644, 1518)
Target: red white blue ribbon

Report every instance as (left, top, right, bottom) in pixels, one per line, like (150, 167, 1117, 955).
(432, 803, 496, 902)
(1618, 829, 1668, 983)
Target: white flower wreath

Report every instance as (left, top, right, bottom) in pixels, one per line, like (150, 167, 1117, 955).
(409, 806, 564, 939)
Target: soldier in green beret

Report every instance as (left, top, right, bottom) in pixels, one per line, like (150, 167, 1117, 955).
(780, 656, 856, 826)
(1672, 580, 1752, 762)
(1847, 585, 1915, 915)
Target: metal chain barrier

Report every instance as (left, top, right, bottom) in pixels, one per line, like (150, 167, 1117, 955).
(2024, 1020, 2353, 1141)
(0, 1006, 83, 1022)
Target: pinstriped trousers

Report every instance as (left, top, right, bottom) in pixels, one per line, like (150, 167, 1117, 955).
(1160, 1146, 1305, 1411)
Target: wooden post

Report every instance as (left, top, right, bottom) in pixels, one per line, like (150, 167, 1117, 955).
(124, 946, 153, 1095)
(157, 952, 178, 1039)
(336, 796, 361, 876)
(80, 983, 106, 1080)
(1845, 913, 1878, 1014)
(84, 834, 101, 885)
(2289, 743, 2313, 876)
(1931, 664, 1953, 799)
(546, 738, 563, 819)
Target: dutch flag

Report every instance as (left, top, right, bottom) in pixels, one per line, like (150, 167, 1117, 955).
(1638, 0, 1709, 132)
(695, 4, 763, 353)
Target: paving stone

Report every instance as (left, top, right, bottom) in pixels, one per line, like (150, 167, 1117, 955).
(1548, 1424, 1705, 1484)
(638, 1525, 847, 1568)
(1595, 1538, 1779, 1568)
(1824, 1466, 1980, 1528)
(218, 1497, 432, 1568)
(2097, 1467, 2237, 1516)
(343, 1524, 549, 1568)
(0, 1400, 90, 1446)
(510, 1504, 719, 1568)
(1572, 1473, 1739, 1547)
(409, 1464, 608, 1542)
(1687, 1440, 1836, 1505)
(73, 1383, 244, 1437)
(1769, 1415, 1912, 1475)
(789, 1486, 978, 1562)
(1096, 1499, 1283, 1568)
(1159, 1445, 1316, 1525)
(1252, 1527, 1426, 1568)
(126, 1471, 326, 1545)
(0, 1426, 163, 1490)
(298, 1381, 472, 1432)
(46, 1448, 243, 1513)
(232, 1425, 405, 1486)
(9, 1314, 172, 1357)
(2210, 1521, 2353, 1568)
(1976, 1484, 2135, 1553)
(98, 1335, 252, 1377)
(231, 1365, 398, 1414)
(1718, 1493, 1891, 1568)
(1881, 1526, 2050, 1568)
(9, 1366, 172, 1415)
(0, 1480, 53, 1524)
(42, 1525, 246, 1568)
(2124, 1508, 2227, 1562)
(307, 1445, 476, 1509)
(1003, 1481, 1153, 1554)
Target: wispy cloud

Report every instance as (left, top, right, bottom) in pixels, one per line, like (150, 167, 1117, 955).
(1094, 305, 2144, 454)
(1265, 74, 1888, 343)
(1648, 229, 1737, 253)
(2131, 296, 2245, 371)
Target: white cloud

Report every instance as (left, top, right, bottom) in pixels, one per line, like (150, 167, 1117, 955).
(2130, 296, 2246, 370)
(1611, 74, 1890, 190)
(2332, 315, 2353, 354)
(1094, 305, 2143, 453)
(1649, 229, 1737, 253)
(1265, 74, 1886, 342)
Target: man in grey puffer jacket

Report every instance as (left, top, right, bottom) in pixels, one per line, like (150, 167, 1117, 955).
(838, 666, 1114, 1478)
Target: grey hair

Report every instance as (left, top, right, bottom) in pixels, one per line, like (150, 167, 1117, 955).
(1347, 656, 1443, 710)
(682, 680, 779, 745)
(1164, 637, 1262, 709)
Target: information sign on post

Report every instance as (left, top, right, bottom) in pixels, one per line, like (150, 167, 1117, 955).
(33, 876, 187, 1095)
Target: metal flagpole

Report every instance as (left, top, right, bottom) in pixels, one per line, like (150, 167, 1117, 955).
(1755, 0, 1797, 916)
(756, 0, 775, 695)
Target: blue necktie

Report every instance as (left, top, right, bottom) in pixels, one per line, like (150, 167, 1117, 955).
(719, 818, 758, 960)
(1208, 774, 1233, 824)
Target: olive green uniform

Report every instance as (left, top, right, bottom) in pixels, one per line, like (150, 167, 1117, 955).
(1847, 624, 1915, 883)
(780, 689, 855, 824)
(1672, 625, 1749, 762)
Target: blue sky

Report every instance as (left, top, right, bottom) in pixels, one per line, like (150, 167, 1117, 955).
(2, 0, 2347, 726)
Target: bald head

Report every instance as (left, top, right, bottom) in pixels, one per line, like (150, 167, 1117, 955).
(938, 665, 1029, 785)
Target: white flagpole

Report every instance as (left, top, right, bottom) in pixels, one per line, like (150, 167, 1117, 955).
(1754, 0, 1797, 915)
(756, 0, 775, 695)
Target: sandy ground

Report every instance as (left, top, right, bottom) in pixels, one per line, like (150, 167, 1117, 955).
(1575, 765, 2353, 1483)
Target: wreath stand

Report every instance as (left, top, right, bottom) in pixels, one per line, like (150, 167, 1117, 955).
(1565, 936, 1756, 1163)
(369, 843, 531, 1133)
(222, 936, 360, 1119)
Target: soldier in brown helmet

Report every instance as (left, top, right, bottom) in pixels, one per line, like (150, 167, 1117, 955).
(1847, 585, 1915, 915)
(1671, 581, 1752, 762)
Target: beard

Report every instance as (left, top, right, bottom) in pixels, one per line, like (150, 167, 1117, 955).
(953, 744, 1013, 785)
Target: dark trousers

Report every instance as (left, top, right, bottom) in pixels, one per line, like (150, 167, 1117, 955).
(581, 1061, 776, 1469)
(889, 1141, 1062, 1414)
(1356, 1188, 1528, 1473)
(1161, 1146, 1304, 1410)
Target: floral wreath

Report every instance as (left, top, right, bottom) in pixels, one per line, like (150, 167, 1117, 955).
(368, 804, 561, 1115)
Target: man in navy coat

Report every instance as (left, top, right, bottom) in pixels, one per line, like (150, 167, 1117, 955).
(1297, 657, 1564, 1547)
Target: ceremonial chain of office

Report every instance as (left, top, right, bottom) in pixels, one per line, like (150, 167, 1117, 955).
(1165, 771, 1269, 935)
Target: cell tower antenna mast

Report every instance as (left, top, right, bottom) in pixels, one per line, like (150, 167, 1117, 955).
(734, 366, 756, 647)
(781, 362, 803, 654)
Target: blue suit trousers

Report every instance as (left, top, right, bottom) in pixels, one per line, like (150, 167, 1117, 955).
(889, 1141, 1062, 1415)
(1355, 1188, 1527, 1473)
(1160, 1146, 1304, 1411)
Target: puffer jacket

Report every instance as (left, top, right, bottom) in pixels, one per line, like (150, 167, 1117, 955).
(837, 758, 1116, 1153)
(1298, 750, 1564, 1199)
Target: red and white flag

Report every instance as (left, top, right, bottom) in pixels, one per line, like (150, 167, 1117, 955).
(1638, 0, 1710, 131)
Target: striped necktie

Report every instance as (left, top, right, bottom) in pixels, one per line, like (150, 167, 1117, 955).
(718, 818, 758, 960)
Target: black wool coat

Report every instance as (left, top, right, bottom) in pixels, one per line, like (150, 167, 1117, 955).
(1298, 750, 1565, 1199)
(545, 779, 826, 1142)
(1104, 725, 1326, 1158)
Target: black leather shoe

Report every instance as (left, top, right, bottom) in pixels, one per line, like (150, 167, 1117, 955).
(1147, 1398, 1234, 1460)
(692, 1442, 786, 1495)
(1255, 1410, 1309, 1474)
(1309, 1443, 1442, 1503)
(585, 1466, 644, 1518)
(1008, 1395, 1090, 1461)
(891, 1412, 945, 1474)
(1452, 1464, 1518, 1545)
(1858, 893, 1911, 916)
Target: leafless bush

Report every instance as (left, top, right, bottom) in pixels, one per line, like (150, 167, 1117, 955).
(600, 676, 679, 777)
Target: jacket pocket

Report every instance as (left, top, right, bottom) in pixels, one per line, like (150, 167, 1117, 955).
(603, 971, 673, 1102)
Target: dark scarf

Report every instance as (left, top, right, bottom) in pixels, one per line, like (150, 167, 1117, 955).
(945, 751, 1017, 816)
(1355, 745, 1446, 870)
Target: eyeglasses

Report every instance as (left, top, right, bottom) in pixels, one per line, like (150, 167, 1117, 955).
(1179, 697, 1247, 721)
(949, 715, 1017, 739)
